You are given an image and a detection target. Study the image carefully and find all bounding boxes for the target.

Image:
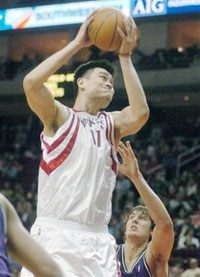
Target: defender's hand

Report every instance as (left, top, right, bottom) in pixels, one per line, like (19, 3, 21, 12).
(118, 141, 141, 180)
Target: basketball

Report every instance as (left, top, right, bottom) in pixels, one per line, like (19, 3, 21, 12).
(88, 8, 127, 52)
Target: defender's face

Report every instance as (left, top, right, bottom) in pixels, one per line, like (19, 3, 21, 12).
(82, 67, 115, 107)
(125, 211, 152, 241)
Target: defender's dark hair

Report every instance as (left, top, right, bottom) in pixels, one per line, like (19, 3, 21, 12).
(73, 60, 116, 98)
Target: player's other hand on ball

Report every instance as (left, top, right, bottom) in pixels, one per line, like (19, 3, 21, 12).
(117, 16, 138, 57)
(74, 10, 98, 48)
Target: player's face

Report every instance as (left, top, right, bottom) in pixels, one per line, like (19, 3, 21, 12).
(83, 68, 115, 107)
(125, 211, 152, 242)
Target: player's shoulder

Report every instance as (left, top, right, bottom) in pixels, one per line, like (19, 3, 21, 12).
(99, 110, 119, 122)
(110, 111, 121, 125)
(0, 194, 17, 215)
(0, 194, 8, 214)
(109, 111, 120, 117)
(55, 100, 72, 123)
(116, 244, 123, 254)
(0, 194, 6, 205)
(55, 100, 69, 112)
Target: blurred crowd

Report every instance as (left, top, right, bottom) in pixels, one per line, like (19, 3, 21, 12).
(0, 44, 199, 81)
(0, 109, 200, 276)
(136, 44, 200, 71)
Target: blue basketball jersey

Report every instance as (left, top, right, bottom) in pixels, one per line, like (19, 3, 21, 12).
(117, 244, 151, 277)
(0, 204, 11, 276)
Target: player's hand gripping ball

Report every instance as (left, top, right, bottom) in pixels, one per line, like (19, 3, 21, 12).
(88, 8, 128, 52)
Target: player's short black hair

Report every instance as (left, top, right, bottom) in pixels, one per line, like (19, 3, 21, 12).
(73, 60, 116, 98)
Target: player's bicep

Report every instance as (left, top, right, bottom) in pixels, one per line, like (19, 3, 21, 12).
(147, 224, 174, 265)
(24, 80, 56, 126)
(112, 106, 145, 139)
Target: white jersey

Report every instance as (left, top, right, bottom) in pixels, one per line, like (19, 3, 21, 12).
(37, 108, 118, 225)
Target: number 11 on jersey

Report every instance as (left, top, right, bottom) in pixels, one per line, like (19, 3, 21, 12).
(90, 130, 101, 147)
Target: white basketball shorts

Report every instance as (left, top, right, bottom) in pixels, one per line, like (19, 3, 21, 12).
(21, 217, 120, 277)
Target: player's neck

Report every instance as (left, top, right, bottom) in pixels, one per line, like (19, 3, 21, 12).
(124, 240, 147, 262)
(73, 98, 101, 115)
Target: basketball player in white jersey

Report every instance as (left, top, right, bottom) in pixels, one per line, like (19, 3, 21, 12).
(21, 11, 149, 277)
(0, 193, 63, 276)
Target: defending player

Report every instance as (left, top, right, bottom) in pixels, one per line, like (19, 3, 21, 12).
(117, 141, 174, 277)
(0, 193, 63, 276)
(21, 10, 149, 277)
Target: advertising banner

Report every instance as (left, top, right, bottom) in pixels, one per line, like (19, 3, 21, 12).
(131, 0, 200, 18)
(0, 0, 130, 31)
(0, 0, 199, 31)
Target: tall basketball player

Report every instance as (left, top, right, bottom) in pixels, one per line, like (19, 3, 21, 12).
(117, 141, 174, 277)
(0, 193, 63, 276)
(21, 10, 149, 277)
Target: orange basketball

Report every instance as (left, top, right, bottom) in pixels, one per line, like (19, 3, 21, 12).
(88, 8, 127, 52)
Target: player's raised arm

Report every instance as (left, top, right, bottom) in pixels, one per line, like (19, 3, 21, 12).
(0, 194, 64, 277)
(118, 141, 174, 276)
(113, 17, 149, 143)
(23, 13, 94, 132)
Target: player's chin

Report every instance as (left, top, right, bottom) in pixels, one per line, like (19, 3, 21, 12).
(127, 232, 139, 239)
(101, 96, 113, 108)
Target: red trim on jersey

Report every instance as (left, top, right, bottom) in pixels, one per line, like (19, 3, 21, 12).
(111, 148, 118, 175)
(47, 114, 75, 153)
(40, 153, 48, 173)
(107, 113, 118, 174)
(40, 113, 75, 153)
(101, 112, 109, 141)
(107, 114, 114, 146)
(40, 118, 80, 175)
(40, 133, 50, 151)
(102, 112, 118, 175)
(116, 252, 121, 277)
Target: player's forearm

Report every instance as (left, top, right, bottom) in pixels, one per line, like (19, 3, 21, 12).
(119, 56, 149, 122)
(24, 40, 82, 90)
(131, 173, 172, 226)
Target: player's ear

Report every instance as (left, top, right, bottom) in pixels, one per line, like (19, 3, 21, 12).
(77, 77, 85, 90)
